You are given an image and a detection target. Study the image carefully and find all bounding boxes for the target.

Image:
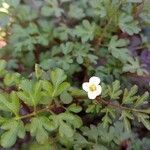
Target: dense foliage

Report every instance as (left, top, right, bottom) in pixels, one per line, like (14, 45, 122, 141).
(0, 0, 150, 149)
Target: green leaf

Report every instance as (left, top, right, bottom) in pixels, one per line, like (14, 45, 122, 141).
(98, 124, 114, 143)
(41, 0, 64, 17)
(41, 6, 53, 17)
(123, 117, 131, 132)
(35, 64, 44, 79)
(87, 0, 106, 18)
(0, 59, 7, 76)
(28, 142, 53, 150)
(42, 70, 70, 99)
(102, 114, 112, 128)
(108, 80, 122, 99)
(86, 103, 102, 114)
(0, 116, 7, 125)
(49, 68, 70, 97)
(74, 133, 89, 147)
(81, 125, 99, 142)
(123, 57, 148, 75)
(119, 13, 141, 35)
(93, 144, 108, 150)
(1, 120, 25, 148)
(4, 72, 21, 86)
(135, 92, 149, 107)
(142, 108, 150, 114)
(55, 82, 70, 97)
(68, 103, 82, 113)
(49, 113, 83, 140)
(101, 83, 109, 98)
(86, 104, 96, 113)
(60, 42, 73, 55)
(76, 55, 83, 64)
(50, 68, 67, 87)
(69, 87, 87, 97)
(74, 20, 96, 42)
(0, 92, 20, 115)
(101, 107, 116, 128)
(127, 0, 142, 2)
(60, 91, 73, 104)
(59, 113, 82, 128)
(53, 24, 70, 41)
(29, 116, 57, 144)
(19, 79, 32, 93)
(42, 80, 53, 97)
(68, 4, 85, 19)
(59, 121, 74, 138)
(120, 110, 134, 131)
(17, 80, 43, 106)
(136, 113, 150, 130)
(122, 85, 138, 104)
(108, 36, 130, 63)
(139, 0, 150, 23)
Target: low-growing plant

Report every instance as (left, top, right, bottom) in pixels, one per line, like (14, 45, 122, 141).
(0, 0, 149, 149)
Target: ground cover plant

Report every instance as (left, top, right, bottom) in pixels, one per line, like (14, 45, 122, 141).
(0, 0, 150, 149)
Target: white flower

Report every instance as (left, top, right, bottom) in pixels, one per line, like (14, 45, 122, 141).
(82, 76, 102, 99)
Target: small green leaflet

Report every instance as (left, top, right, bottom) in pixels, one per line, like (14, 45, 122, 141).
(0, 92, 20, 116)
(139, 0, 150, 23)
(4, 72, 21, 86)
(17, 80, 43, 107)
(119, 13, 141, 35)
(87, 0, 106, 18)
(74, 20, 96, 43)
(60, 91, 73, 104)
(120, 110, 134, 131)
(127, 0, 142, 3)
(101, 108, 116, 127)
(86, 103, 102, 114)
(35, 64, 44, 79)
(81, 125, 99, 142)
(59, 121, 74, 138)
(67, 103, 82, 113)
(136, 113, 150, 130)
(28, 116, 57, 144)
(50, 68, 70, 97)
(42, 68, 70, 99)
(108, 36, 131, 63)
(122, 57, 148, 75)
(134, 92, 149, 107)
(0, 59, 7, 77)
(52, 113, 83, 138)
(68, 4, 85, 19)
(41, 0, 64, 17)
(122, 85, 138, 104)
(50, 68, 67, 87)
(107, 80, 122, 100)
(1, 120, 25, 148)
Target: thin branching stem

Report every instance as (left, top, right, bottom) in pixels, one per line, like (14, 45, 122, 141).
(96, 97, 147, 113)
(14, 96, 147, 121)
(15, 108, 47, 120)
(15, 105, 55, 120)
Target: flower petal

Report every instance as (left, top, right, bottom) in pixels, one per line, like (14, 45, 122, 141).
(88, 92, 97, 99)
(89, 76, 100, 85)
(95, 85, 102, 96)
(82, 82, 89, 92)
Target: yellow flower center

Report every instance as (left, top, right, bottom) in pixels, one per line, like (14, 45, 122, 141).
(89, 84, 97, 92)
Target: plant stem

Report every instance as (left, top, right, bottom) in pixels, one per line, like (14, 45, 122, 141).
(14, 96, 147, 121)
(96, 97, 147, 113)
(95, 1, 123, 46)
(15, 105, 54, 120)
